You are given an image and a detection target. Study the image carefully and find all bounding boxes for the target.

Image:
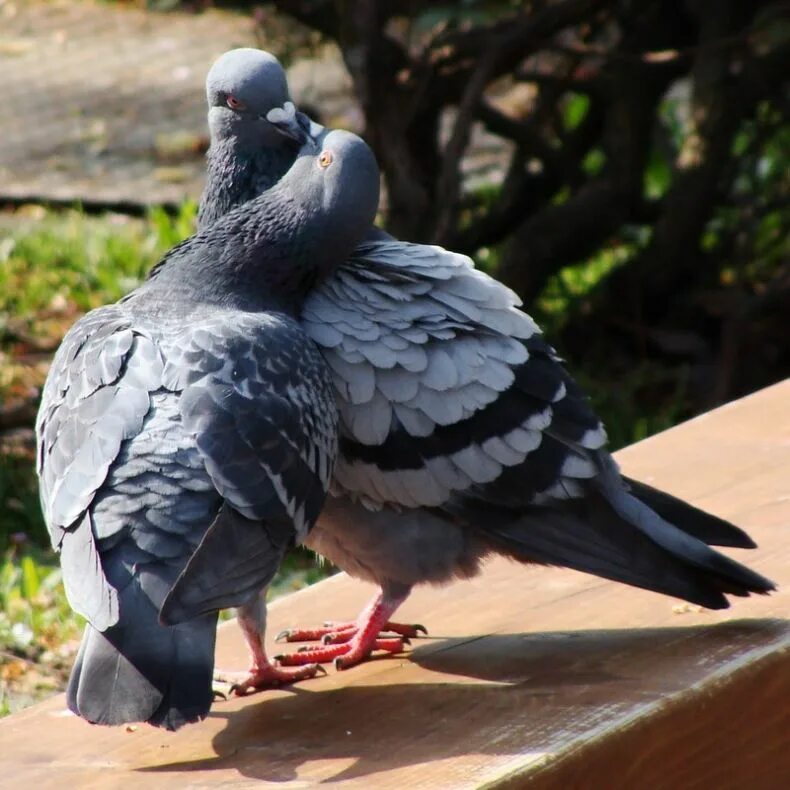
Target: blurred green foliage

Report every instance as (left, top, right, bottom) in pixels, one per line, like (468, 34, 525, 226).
(0, 203, 196, 319)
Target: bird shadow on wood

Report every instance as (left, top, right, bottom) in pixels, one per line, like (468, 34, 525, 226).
(139, 618, 786, 784)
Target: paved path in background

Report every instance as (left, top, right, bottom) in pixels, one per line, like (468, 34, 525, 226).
(0, 0, 354, 208)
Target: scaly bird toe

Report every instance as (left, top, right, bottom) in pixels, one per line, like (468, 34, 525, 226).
(275, 635, 408, 668)
(213, 662, 325, 696)
(275, 619, 427, 644)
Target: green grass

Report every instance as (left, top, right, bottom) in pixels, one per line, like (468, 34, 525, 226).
(533, 241, 635, 337)
(0, 203, 196, 319)
(0, 544, 80, 657)
(0, 542, 80, 714)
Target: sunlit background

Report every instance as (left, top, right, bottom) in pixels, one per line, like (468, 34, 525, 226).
(1, 0, 787, 713)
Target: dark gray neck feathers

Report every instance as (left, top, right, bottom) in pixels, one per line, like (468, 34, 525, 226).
(198, 138, 296, 229)
(138, 182, 327, 317)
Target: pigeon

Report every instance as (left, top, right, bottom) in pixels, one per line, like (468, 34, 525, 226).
(199, 48, 320, 229)
(198, 49, 775, 677)
(35, 113, 380, 728)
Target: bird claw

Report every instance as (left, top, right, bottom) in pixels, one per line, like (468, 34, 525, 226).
(321, 629, 356, 645)
(276, 620, 428, 645)
(276, 636, 408, 669)
(214, 660, 322, 696)
(381, 623, 426, 638)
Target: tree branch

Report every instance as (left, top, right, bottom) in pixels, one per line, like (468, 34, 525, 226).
(264, 0, 340, 39)
(432, 48, 500, 242)
(598, 18, 790, 321)
(422, 0, 609, 104)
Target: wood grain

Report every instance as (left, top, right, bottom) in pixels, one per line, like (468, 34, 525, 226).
(2, 380, 788, 789)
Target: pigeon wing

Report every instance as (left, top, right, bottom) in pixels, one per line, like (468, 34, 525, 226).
(159, 311, 338, 623)
(36, 305, 165, 628)
(302, 240, 606, 511)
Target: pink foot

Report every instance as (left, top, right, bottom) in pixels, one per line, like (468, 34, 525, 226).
(273, 588, 418, 670)
(275, 636, 407, 670)
(276, 620, 427, 644)
(218, 595, 326, 697)
(276, 622, 357, 643)
(214, 659, 325, 696)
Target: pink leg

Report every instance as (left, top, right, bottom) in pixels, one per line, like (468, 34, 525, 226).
(214, 594, 323, 696)
(275, 586, 415, 670)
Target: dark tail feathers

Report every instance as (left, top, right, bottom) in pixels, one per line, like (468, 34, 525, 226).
(67, 572, 218, 731)
(477, 485, 774, 611)
(622, 476, 757, 549)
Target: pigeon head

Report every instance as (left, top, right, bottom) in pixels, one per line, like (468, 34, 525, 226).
(270, 125, 380, 280)
(146, 119, 380, 312)
(301, 130, 377, 223)
(205, 48, 291, 149)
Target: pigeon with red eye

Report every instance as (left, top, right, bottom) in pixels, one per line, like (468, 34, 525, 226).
(37, 120, 380, 729)
(197, 49, 774, 684)
(199, 49, 315, 228)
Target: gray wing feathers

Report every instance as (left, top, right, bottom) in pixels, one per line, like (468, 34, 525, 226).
(39, 308, 335, 636)
(37, 309, 165, 626)
(39, 321, 163, 532)
(44, 306, 336, 731)
(171, 313, 337, 538)
(305, 240, 601, 510)
(59, 513, 119, 631)
(160, 504, 292, 624)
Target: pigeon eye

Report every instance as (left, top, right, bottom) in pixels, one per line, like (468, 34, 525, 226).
(226, 95, 246, 111)
(318, 150, 333, 169)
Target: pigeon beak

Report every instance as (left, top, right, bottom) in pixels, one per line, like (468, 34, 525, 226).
(269, 121, 306, 146)
(265, 101, 313, 148)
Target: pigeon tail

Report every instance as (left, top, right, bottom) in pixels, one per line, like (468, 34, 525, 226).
(621, 476, 757, 549)
(67, 571, 218, 731)
(469, 486, 774, 611)
(597, 481, 775, 602)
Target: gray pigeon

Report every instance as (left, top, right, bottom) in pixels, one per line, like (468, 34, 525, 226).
(198, 49, 774, 677)
(199, 49, 319, 229)
(36, 116, 380, 728)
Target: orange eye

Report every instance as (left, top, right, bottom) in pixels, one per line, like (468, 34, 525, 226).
(226, 95, 246, 111)
(318, 150, 333, 168)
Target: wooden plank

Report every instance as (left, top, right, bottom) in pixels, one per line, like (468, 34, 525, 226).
(1, 380, 788, 789)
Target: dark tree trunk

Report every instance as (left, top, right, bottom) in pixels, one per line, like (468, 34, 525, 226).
(251, 0, 789, 405)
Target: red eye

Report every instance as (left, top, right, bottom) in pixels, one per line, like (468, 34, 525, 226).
(226, 95, 246, 111)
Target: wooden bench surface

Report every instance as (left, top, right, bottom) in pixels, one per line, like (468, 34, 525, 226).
(2, 380, 788, 789)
